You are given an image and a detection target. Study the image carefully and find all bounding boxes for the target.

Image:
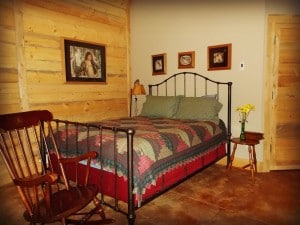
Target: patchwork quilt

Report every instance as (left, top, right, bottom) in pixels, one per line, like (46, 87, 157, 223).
(52, 116, 227, 194)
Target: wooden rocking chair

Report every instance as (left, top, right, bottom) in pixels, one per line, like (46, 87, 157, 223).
(0, 110, 114, 225)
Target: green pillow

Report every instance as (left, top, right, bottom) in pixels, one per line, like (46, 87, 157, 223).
(140, 96, 180, 118)
(175, 96, 223, 121)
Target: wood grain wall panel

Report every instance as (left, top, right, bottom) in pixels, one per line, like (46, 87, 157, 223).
(0, 27, 16, 43)
(0, 43, 17, 69)
(0, 1, 21, 114)
(0, 0, 130, 121)
(0, 1, 15, 28)
(30, 98, 127, 122)
(22, 5, 127, 45)
(26, 71, 65, 84)
(276, 123, 300, 137)
(24, 35, 61, 49)
(265, 15, 300, 170)
(24, 0, 127, 27)
(0, 83, 20, 103)
(0, 69, 18, 83)
(27, 86, 128, 104)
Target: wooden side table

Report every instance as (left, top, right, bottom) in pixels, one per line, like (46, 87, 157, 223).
(227, 132, 263, 183)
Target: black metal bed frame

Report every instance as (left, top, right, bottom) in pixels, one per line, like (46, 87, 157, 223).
(50, 119, 137, 224)
(149, 72, 232, 164)
(49, 72, 232, 225)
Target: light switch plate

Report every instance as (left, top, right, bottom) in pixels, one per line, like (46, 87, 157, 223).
(240, 62, 245, 71)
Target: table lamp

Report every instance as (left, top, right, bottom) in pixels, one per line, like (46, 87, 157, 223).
(130, 79, 146, 117)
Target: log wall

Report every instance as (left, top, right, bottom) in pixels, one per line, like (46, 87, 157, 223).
(0, 0, 130, 122)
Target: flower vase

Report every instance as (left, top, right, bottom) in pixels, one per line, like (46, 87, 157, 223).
(240, 121, 246, 141)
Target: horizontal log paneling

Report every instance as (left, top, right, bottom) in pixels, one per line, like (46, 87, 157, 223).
(0, 0, 130, 121)
(266, 15, 300, 170)
(0, 69, 18, 82)
(27, 87, 128, 104)
(25, 46, 62, 62)
(26, 71, 64, 84)
(0, 81, 19, 93)
(0, 42, 17, 69)
(276, 111, 300, 124)
(24, 0, 127, 27)
(0, 104, 22, 114)
(0, 94, 20, 105)
(0, 1, 21, 114)
(274, 148, 300, 164)
(276, 123, 300, 137)
(0, 0, 130, 187)
(24, 34, 61, 49)
(278, 26, 300, 41)
(31, 98, 127, 122)
(0, 27, 16, 43)
(22, 5, 127, 45)
(0, 1, 15, 28)
(279, 50, 300, 63)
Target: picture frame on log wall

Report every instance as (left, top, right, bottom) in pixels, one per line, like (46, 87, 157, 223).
(207, 43, 232, 71)
(64, 39, 106, 82)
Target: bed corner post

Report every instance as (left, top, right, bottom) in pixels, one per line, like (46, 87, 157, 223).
(148, 85, 152, 96)
(227, 82, 233, 167)
(127, 128, 136, 225)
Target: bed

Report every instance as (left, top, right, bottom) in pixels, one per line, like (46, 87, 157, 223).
(46, 72, 232, 225)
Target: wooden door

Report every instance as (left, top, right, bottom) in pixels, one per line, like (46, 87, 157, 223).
(264, 15, 300, 170)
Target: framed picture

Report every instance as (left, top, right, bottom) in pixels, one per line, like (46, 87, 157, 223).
(64, 39, 106, 82)
(207, 43, 232, 71)
(178, 51, 195, 69)
(152, 53, 167, 75)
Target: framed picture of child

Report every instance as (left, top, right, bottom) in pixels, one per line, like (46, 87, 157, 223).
(64, 39, 106, 83)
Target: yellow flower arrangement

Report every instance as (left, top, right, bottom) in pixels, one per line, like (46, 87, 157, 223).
(236, 103, 255, 140)
(236, 103, 255, 122)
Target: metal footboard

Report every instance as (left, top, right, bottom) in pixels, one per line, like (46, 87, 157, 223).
(49, 119, 137, 225)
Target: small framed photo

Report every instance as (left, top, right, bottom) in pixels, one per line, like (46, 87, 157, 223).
(207, 43, 232, 71)
(152, 53, 167, 75)
(64, 39, 106, 82)
(178, 51, 195, 69)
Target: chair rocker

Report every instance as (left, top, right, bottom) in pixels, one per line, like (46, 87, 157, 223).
(0, 110, 114, 225)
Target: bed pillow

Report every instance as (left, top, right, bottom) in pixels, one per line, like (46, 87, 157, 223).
(175, 96, 223, 121)
(204, 94, 218, 99)
(140, 96, 180, 118)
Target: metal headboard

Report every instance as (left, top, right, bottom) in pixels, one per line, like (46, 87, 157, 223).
(148, 71, 232, 165)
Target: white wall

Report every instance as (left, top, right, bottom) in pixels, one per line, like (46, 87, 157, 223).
(130, 0, 299, 162)
(130, 0, 266, 160)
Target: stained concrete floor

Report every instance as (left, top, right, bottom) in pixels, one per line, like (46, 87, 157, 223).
(1, 164, 299, 225)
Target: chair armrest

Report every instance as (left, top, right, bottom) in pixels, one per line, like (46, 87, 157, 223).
(13, 172, 58, 187)
(59, 151, 98, 165)
(58, 151, 98, 187)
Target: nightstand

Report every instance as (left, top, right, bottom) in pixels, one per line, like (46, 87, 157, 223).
(227, 131, 264, 183)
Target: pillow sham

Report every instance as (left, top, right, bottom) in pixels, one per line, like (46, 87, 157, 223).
(140, 96, 180, 118)
(204, 94, 218, 99)
(175, 96, 223, 121)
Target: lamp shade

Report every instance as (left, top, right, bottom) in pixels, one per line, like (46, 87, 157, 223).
(132, 80, 146, 95)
